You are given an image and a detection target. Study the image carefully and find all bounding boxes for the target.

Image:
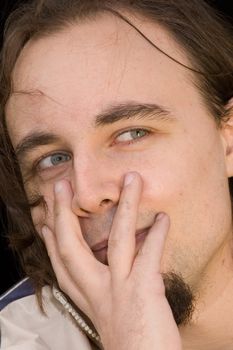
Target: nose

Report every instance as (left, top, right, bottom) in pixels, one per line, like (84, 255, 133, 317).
(70, 154, 121, 216)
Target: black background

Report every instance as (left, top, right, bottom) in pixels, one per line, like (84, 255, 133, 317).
(0, 0, 233, 295)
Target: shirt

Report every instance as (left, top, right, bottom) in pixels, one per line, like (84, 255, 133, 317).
(0, 278, 100, 349)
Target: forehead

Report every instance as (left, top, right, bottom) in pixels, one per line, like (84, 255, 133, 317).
(6, 11, 200, 144)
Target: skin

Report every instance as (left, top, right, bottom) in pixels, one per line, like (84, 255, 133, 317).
(5, 11, 233, 350)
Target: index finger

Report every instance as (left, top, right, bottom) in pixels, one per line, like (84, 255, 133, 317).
(53, 180, 105, 288)
(108, 172, 143, 280)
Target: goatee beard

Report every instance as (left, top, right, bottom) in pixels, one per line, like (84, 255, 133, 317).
(162, 272, 195, 326)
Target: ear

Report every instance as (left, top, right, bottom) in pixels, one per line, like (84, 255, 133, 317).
(220, 98, 233, 177)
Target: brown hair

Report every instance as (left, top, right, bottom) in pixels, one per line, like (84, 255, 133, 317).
(0, 0, 233, 304)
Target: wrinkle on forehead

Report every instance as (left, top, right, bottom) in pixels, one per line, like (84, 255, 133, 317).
(9, 10, 191, 94)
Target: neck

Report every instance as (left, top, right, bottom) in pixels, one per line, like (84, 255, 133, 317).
(179, 236, 233, 350)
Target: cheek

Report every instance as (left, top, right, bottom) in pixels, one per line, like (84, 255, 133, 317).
(139, 138, 231, 280)
(30, 185, 55, 235)
(142, 147, 229, 233)
(140, 130, 228, 210)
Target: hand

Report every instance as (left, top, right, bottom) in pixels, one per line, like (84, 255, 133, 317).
(41, 172, 182, 350)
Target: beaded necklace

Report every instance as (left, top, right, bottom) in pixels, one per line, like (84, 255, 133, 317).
(52, 287, 102, 348)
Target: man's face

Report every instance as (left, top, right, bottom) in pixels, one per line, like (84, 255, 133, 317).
(6, 13, 232, 294)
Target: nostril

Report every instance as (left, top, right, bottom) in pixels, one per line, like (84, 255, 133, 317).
(100, 199, 112, 207)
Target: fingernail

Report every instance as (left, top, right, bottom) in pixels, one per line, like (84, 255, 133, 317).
(54, 181, 64, 194)
(156, 212, 165, 221)
(124, 172, 136, 186)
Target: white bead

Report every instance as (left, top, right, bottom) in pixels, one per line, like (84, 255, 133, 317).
(52, 287, 101, 344)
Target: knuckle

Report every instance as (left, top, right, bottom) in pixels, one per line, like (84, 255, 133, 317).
(122, 198, 131, 211)
(54, 204, 61, 219)
(108, 238, 121, 251)
(59, 246, 70, 263)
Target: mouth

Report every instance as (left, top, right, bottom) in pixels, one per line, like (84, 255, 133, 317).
(91, 227, 151, 264)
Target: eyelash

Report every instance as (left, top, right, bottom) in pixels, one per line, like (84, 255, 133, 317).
(33, 127, 151, 172)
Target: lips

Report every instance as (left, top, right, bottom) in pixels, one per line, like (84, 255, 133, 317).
(91, 239, 109, 253)
(91, 227, 151, 263)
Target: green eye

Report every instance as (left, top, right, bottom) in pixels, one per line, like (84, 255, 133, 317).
(116, 129, 149, 143)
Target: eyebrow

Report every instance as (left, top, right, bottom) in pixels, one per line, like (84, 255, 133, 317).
(94, 102, 173, 126)
(15, 132, 60, 163)
(15, 102, 174, 163)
